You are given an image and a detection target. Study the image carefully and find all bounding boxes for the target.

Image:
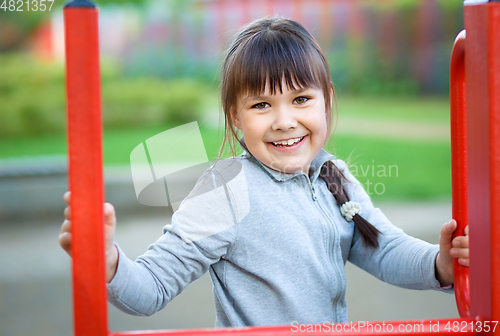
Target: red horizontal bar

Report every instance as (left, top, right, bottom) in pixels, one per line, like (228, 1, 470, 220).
(111, 318, 477, 336)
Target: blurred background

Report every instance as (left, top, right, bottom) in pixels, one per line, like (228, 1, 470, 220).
(0, 0, 463, 335)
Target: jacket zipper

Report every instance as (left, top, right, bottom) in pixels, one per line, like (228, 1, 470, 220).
(307, 178, 344, 321)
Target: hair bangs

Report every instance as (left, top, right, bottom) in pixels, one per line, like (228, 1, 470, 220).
(233, 31, 324, 98)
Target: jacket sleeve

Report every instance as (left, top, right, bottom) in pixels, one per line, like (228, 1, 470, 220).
(335, 160, 445, 291)
(107, 165, 244, 316)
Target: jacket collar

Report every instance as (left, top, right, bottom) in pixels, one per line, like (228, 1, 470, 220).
(239, 138, 335, 183)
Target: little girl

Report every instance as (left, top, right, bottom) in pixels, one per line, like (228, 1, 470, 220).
(59, 17, 470, 327)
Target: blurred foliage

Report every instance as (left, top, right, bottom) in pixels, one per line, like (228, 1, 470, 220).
(328, 49, 420, 97)
(0, 53, 66, 136)
(102, 77, 211, 126)
(0, 53, 215, 137)
(0, 10, 48, 51)
(326, 0, 463, 96)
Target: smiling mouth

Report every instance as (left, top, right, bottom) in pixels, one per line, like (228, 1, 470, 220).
(270, 136, 306, 147)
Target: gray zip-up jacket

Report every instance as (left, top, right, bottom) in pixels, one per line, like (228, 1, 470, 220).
(108, 149, 445, 327)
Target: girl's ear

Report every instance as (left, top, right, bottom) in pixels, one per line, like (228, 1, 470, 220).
(230, 107, 242, 130)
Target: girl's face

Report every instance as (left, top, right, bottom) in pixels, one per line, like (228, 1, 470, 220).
(231, 82, 329, 174)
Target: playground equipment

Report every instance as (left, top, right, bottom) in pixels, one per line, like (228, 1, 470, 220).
(64, 0, 500, 335)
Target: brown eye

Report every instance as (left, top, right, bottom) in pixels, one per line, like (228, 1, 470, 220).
(294, 97, 309, 104)
(252, 102, 269, 109)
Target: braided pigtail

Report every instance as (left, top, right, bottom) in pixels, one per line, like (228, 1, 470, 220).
(319, 160, 381, 248)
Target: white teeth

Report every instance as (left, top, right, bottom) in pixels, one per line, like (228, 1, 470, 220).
(272, 136, 303, 147)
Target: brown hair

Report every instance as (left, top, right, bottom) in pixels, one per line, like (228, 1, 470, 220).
(320, 161, 381, 248)
(219, 17, 380, 248)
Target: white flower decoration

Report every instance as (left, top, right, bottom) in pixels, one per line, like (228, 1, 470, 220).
(340, 201, 362, 222)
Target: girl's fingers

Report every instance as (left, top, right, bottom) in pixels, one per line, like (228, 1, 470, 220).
(60, 198, 116, 258)
(449, 223, 469, 267)
(63, 191, 71, 205)
(439, 220, 456, 251)
(64, 206, 71, 220)
(59, 220, 72, 256)
(450, 246, 469, 259)
(59, 232, 72, 255)
(103, 203, 116, 228)
(63, 202, 115, 229)
(453, 235, 469, 248)
(60, 219, 71, 233)
(63, 191, 71, 220)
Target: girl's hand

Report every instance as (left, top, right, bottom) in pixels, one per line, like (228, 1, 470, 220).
(435, 219, 469, 286)
(58, 191, 119, 283)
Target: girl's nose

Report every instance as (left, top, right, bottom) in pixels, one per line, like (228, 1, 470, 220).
(272, 107, 297, 131)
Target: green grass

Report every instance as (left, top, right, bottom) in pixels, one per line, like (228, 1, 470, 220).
(0, 133, 67, 159)
(336, 95, 450, 124)
(0, 124, 225, 164)
(329, 134, 450, 201)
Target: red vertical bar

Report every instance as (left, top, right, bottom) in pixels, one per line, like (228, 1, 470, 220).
(464, 1, 490, 320)
(64, 1, 108, 336)
(464, 1, 500, 324)
(450, 30, 470, 318)
(488, 1, 500, 328)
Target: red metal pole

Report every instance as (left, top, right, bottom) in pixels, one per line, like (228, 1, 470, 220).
(490, 2, 500, 328)
(464, 0, 500, 326)
(450, 30, 470, 318)
(64, 1, 108, 335)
